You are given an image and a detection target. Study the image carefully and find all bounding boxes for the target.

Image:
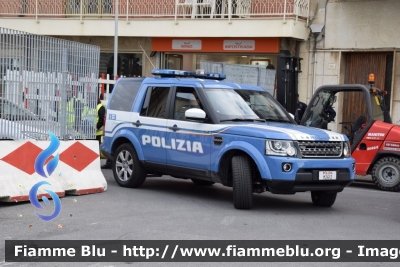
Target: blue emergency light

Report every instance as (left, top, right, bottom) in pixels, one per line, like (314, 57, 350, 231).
(195, 72, 226, 80)
(151, 68, 226, 80)
(151, 69, 193, 77)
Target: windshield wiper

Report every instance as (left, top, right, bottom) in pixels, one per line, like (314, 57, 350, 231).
(264, 117, 291, 123)
(220, 118, 266, 122)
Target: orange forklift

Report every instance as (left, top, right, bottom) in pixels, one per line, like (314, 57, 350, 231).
(301, 75, 400, 191)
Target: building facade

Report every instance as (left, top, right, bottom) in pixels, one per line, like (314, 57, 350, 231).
(301, 0, 400, 131)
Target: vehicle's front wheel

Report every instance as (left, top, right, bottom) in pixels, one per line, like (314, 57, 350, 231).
(311, 191, 337, 207)
(371, 157, 400, 192)
(113, 143, 146, 188)
(191, 179, 215, 186)
(232, 155, 253, 209)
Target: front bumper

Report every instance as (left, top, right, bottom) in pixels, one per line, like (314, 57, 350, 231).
(266, 168, 353, 194)
(262, 156, 355, 194)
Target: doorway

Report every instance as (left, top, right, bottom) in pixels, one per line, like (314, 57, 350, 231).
(165, 54, 183, 70)
(343, 52, 393, 126)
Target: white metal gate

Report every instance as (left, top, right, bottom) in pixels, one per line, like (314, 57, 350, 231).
(0, 27, 100, 140)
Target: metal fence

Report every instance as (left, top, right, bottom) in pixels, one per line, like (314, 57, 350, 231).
(0, 27, 100, 140)
(0, 0, 309, 22)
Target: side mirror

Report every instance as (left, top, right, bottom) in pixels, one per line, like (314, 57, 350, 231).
(185, 108, 207, 121)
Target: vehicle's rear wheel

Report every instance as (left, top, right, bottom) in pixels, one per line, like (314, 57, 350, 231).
(232, 155, 253, 209)
(113, 143, 146, 188)
(191, 179, 215, 186)
(371, 157, 400, 192)
(311, 191, 337, 207)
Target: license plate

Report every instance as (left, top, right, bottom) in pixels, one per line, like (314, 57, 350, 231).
(319, 171, 336, 180)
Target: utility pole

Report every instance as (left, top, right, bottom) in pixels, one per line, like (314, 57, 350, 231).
(113, 0, 118, 80)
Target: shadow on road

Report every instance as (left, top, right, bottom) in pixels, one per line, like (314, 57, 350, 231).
(350, 180, 377, 190)
(105, 174, 345, 213)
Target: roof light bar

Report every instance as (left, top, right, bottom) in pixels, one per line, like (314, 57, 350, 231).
(151, 68, 226, 80)
(151, 69, 193, 77)
(193, 72, 226, 80)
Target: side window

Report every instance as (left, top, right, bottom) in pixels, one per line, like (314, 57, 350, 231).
(173, 87, 203, 120)
(140, 87, 170, 118)
(108, 79, 143, 111)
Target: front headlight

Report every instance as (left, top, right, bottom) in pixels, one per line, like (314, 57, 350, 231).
(266, 140, 297, 157)
(343, 141, 351, 157)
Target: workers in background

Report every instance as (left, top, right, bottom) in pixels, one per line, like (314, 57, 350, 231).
(57, 88, 80, 135)
(97, 94, 113, 169)
(70, 93, 83, 132)
(61, 88, 84, 133)
(81, 94, 97, 137)
(96, 94, 105, 143)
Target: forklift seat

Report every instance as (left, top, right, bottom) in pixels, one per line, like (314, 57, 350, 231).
(350, 115, 366, 143)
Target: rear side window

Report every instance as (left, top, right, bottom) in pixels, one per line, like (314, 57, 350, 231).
(140, 87, 170, 118)
(108, 79, 143, 111)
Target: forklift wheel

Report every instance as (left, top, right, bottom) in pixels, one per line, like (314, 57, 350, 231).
(371, 157, 400, 192)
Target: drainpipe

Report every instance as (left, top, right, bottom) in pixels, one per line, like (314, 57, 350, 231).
(126, 0, 130, 24)
(80, 0, 83, 24)
(283, 0, 287, 24)
(309, 25, 325, 93)
(311, 37, 317, 94)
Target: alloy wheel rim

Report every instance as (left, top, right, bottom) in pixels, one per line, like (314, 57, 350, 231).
(115, 150, 134, 182)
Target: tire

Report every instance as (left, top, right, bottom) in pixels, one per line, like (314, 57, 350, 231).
(191, 179, 215, 186)
(113, 143, 146, 188)
(371, 157, 400, 192)
(311, 191, 337, 207)
(231, 155, 253, 209)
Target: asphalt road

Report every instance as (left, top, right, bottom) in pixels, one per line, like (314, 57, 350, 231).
(0, 161, 399, 267)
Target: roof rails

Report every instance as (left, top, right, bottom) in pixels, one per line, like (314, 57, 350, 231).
(151, 68, 226, 80)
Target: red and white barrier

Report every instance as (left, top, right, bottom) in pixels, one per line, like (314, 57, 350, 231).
(0, 140, 107, 202)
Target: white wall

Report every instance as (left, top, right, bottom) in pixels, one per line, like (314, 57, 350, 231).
(324, 0, 400, 49)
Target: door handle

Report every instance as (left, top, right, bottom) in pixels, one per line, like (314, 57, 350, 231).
(133, 120, 142, 127)
(168, 124, 180, 131)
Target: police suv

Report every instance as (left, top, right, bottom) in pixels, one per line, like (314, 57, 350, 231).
(100, 69, 355, 209)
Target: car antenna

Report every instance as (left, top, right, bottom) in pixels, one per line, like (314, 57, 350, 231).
(139, 45, 156, 69)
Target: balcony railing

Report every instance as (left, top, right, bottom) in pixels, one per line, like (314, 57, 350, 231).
(0, 0, 309, 23)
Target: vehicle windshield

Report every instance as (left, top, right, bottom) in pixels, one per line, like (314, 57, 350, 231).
(204, 88, 292, 123)
(302, 89, 387, 129)
(0, 98, 39, 121)
(302, 91, 334, 128)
